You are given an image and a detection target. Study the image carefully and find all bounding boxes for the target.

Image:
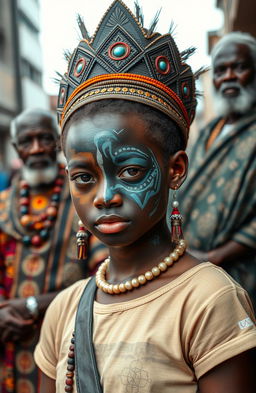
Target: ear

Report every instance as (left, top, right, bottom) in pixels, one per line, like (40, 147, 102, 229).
(55, 135, 61, 152)
(12, 141, 19, 155)
(167, 150, 188, 190)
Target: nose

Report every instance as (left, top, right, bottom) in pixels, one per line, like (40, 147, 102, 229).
(30, 138, 44, 154)
(222, 67, 237, 82)
(93, 184, 122, 209)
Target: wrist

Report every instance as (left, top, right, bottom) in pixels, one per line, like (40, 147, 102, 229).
(25, 296, 39, 320)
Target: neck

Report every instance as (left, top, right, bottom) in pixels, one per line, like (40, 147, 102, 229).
(225, 112, 243, 124)
(29, 181, 56, 194)
(107, 218, 172, 283)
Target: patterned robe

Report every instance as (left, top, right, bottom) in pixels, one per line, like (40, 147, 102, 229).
(0, 176, 108, 393)
(179, 109, 256, 309)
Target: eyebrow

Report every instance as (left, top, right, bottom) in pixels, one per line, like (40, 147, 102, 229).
(68, 160, 93, 170)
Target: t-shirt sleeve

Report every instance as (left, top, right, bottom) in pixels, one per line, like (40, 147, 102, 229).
(34, 293, 62, 379)
(189, 285, 256, 379)
(34, 279, 88, 379)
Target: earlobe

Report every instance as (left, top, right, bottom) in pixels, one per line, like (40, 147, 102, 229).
(168, 151, 188, 190)
(12, 142, 18, 154)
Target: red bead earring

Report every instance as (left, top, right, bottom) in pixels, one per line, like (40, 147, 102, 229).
(170, 189, 183, 245)
(76, 220, 89, 260)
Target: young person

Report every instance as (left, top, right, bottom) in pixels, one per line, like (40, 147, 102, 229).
(34, 1, 256, 392)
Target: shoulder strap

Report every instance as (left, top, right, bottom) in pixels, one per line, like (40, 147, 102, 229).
(75, 277, 103, 393)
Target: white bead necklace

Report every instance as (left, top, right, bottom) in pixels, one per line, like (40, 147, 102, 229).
(96, 239, 186, 295)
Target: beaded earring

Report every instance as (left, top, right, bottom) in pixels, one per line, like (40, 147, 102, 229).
(76, 220, 89, 260)
(170, 189, 184, 245)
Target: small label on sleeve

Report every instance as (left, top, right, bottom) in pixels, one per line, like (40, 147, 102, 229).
(238, 317, 254, 330)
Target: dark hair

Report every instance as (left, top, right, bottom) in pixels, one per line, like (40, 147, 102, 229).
(61, 99, 185, 158)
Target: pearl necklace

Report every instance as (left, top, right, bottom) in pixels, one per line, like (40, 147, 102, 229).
(96, 239, 186, 295)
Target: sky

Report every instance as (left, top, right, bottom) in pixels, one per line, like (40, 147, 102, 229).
(39, 0, 223, 96)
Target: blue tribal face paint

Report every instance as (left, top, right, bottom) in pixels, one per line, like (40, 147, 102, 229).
(65, 112, 172, 246)
(94, 129, 161, 216)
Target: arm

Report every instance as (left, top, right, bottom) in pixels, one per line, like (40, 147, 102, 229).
(189, 240, 253, 265)
(0, 291, 59, 343)
(38, 371, 55, 393)
(0, 291, 59, 316)
(208, 241, 254, 265)
(198, 349, 255, 393)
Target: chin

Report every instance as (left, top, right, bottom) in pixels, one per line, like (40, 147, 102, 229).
(213, 85, 256, 117)
(22, 164, 58, 187)
(92, 228, 137, 248)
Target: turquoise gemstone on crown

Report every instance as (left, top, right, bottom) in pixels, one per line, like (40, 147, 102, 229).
(183, 86, 188, 94)
(159, 60, 168, 71)
(113, 45, 126, 57)
(76, 62, 83, 74)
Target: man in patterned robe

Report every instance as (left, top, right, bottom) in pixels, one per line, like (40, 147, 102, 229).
(0, 108, 108, 393)
(179, 32, 256, 310)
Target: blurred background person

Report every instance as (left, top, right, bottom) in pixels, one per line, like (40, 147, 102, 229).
(0, 108, 108, 393)
(179, 32, 256, 309)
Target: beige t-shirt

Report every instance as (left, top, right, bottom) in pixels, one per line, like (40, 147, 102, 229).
(34, 263, 256, 393)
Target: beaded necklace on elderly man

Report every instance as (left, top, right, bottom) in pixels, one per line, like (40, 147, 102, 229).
(19, 163, 66, 247)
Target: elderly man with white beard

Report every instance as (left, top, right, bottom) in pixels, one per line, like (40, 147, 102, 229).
(0, 108, 108, 393)
(178, 31, 256, 311)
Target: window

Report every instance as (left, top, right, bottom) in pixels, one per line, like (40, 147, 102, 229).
(21, 58, 42, 85)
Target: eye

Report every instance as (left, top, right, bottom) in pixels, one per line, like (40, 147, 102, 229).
(119, 166, 146, 181)
(72, 173, 95, 185)
(39, 135, 55, 145)
(235, 62, 250, 73)
(214, 65, 225, 76)
(18, 138, 31, 148)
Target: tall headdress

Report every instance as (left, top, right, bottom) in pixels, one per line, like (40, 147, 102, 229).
(57, 0, 197, 145)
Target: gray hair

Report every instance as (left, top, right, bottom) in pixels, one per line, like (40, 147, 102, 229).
(10, 108, 59, 141)
(211, 31, 256, 68)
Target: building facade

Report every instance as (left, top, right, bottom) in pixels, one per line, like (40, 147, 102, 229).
(0, 0, 49, 168)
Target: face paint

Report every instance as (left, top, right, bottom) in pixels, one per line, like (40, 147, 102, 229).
(65, 112, 171, 247)
(94, 129, 161, 215)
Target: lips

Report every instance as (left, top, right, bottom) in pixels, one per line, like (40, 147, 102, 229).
(95, 215, 130, 234)
(220, 84, 240, 98)
(222, 87, 240, 97)
(26, 156, 52, 169)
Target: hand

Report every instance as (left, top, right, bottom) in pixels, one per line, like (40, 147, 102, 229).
(0, 298, 30, 317)
(0, 299, 35, 343)
(188, 248, 223, 265)
(188, 248, 209, 262)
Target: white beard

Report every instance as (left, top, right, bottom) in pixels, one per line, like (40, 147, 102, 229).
(22, 164, 58, 187)
(212, 80, 256, 117)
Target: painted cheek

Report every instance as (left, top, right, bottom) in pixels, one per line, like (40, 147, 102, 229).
(69, 183, 94, 207)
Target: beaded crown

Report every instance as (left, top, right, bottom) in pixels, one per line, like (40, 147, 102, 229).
(57, 0, 197, 143)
